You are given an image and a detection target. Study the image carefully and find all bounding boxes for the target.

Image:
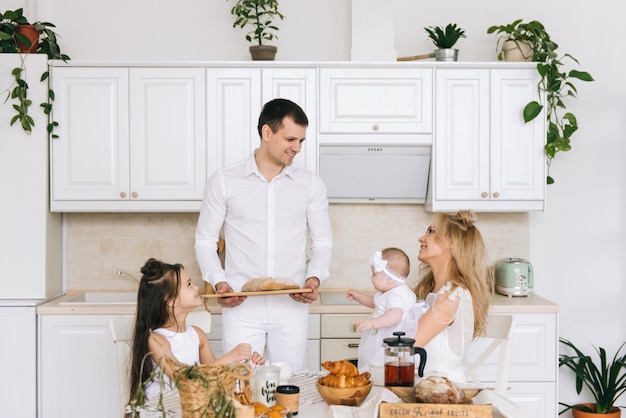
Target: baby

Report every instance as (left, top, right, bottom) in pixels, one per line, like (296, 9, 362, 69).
(347, 247, 427, 373)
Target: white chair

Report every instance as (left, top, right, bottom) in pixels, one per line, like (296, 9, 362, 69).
(464, 314, 515, 395)
(110, 310, 212, 417)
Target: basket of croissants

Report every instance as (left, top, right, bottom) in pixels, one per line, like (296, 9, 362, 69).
(316, 360, 372, 406)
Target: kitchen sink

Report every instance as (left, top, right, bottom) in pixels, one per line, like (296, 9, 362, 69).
(59, 292, 137, 305)
(319, 289, 375, 305)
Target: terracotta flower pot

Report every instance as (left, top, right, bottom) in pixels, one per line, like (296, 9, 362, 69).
(16, 24, 40, 53)
(249, 45, 277, 61)
(572, 403, 621, 417)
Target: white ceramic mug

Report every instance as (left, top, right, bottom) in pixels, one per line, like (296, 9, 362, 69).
(369, 362, 384, 386)
(270, 361, 293, 385)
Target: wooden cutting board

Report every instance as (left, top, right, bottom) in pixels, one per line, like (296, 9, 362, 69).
(201, 288, 312, 298)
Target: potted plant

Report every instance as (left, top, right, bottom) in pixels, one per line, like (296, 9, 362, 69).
(487, 19, 594, 184)
(424, 23, 466, 61)
(228, 0, 284, 61)
(559, 337, 626, 416)
(0, 8, 70, 137)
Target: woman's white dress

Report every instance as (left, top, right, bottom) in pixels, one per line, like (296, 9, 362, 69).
(420, 282, 474, 383)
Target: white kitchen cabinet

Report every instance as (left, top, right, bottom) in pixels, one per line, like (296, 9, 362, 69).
(320, 313, 365, 362)
(206, 313, 321, 372)
(0, 305, 37, 418)
(466, 312, 558, 417)
(206, 67, 316, 177)
(319, 67, 432, 134)
(51, 67, 206, 212)
(39, 314, 119, 418)
(427, 68, 546, 212)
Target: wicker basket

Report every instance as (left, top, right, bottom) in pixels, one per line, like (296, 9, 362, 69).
(175, 363, 251, 418)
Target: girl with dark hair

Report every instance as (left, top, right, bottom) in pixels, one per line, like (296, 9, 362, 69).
(129, 258, 264, 402)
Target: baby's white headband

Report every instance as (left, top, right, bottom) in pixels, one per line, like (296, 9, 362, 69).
(370, 251, 406, 285)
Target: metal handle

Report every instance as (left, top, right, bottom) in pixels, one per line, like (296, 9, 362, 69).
(481, 192, 488, 198)
(493, 192, 500, 198)
(131, 191, 138, 198)
(348, 343, 359, 348)
(120, 192, 127, 198)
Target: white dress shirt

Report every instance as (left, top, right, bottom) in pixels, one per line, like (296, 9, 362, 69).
(195, 150, 333, 291)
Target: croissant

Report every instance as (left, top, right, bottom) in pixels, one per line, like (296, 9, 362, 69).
(318, 372, 371, 388)
(321, 360, 359, 377)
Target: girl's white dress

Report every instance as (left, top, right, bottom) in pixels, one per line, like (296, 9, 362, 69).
(144, 325, 200, 400)
(357, 285, 423, 373)
(420, 282, 474, 383)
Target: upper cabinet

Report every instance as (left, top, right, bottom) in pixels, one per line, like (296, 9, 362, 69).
(49, 63, 545, 213)
(426, 68, 546, 212)
(51, 67, 206, 212)
(206, 67, 316, 177)
(319, 67, 432, 134)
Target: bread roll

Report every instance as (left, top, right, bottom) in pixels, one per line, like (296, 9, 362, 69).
(240, 277, 300, 292)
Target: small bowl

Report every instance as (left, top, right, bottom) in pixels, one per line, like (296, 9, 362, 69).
(316, 381, 373, 406)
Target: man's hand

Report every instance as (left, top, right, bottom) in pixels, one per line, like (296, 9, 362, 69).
(290, 276, 319, 304)
(215, 281, 246, 308)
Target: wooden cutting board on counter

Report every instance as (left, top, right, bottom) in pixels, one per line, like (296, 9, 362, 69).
(201, 288, 312, 298)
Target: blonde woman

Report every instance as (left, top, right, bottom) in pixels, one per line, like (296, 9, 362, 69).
(412, 210, 493, 383)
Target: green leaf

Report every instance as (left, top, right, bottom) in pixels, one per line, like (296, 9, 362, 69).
(523, 101, 543, 122)
(569, 70, 594, 82)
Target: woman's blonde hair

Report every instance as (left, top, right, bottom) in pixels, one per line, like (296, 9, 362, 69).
(413, 210, 493, 337)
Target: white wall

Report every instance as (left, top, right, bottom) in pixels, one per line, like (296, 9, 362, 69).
(15, 0, 626, 408)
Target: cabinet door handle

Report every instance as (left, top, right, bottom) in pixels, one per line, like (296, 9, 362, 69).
(120, 192, 127, 198)
(131, 192, 138, 198)
(348, 343, 359, 348)
(493, 192, 500, 198)
(481, 192, 488, 198)
(372, 124, 379, 131)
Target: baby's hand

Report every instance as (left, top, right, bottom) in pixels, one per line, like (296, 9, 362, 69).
(346, 289, 361, 302)
(356, 318, 374, 332)
(250, 351, 265, 365)
(231, 343, 252, 362)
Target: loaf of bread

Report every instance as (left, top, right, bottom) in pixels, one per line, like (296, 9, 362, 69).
(240, 277, 300, 292)
(414, 376, 465, 404)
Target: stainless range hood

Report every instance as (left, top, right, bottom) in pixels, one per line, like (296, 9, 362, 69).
(318, 142, 431, 204)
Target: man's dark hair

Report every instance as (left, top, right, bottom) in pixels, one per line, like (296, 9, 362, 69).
(257, 98, 308, 137)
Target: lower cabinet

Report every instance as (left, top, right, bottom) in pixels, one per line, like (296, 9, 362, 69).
(39, 314, 119, 418)
(320, 313, 364, 362)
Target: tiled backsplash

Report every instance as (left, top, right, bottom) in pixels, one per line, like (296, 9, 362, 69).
(65, 206, 528, 291)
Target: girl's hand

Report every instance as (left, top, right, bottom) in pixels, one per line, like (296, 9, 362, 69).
(231, 343, 252, 362)
(250, 352, 265, 365)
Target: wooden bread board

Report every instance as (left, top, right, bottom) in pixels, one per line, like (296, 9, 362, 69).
(379, 403, 493, 418)
(201, 288, 312, 298)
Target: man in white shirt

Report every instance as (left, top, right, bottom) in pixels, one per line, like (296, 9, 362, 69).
(195, 98, 333, 372)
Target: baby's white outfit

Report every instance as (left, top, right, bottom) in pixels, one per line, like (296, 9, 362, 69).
(357, 285, 426, 373)
(144, 325, 200, 400)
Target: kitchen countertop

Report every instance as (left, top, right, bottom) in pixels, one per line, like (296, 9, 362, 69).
(36, 289, 558, 315)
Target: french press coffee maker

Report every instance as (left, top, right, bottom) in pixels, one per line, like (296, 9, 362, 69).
(383, 331, 427, 387)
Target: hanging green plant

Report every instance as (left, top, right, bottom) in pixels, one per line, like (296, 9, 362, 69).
(0, 8, 70, 137)
(487, 19, 594, 184)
